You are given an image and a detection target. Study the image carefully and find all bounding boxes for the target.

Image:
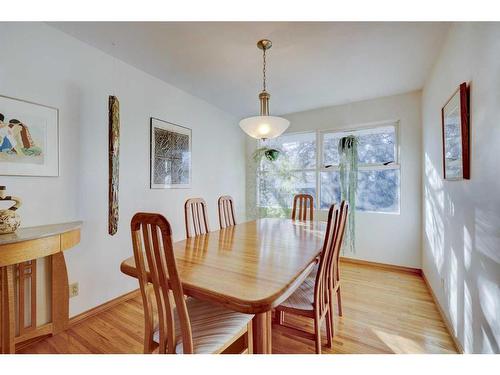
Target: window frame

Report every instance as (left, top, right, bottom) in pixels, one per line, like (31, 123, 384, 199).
(256, 120, 401, 214)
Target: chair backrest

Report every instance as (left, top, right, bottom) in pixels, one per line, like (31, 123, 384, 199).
(327, 201, 349, 288)
(291, 194, 314, 221)
(218, 195, 236, 229)
(184, 198, 210, 238)
(313, 204, 339, 317)
(131, 212, 194, 354)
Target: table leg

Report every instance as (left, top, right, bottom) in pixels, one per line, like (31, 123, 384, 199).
(51, 253, 69, 335)
(267, 310, 272, 353)
(252, 311, 272, 354)
(1, 265, 16, 353)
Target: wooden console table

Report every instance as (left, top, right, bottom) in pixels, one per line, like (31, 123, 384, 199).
(0, 221, 82, 354)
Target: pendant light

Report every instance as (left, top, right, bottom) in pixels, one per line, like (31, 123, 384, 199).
(239, 39, 290, 140)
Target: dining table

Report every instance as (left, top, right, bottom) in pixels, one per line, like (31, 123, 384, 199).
(120, 218, 327, 354)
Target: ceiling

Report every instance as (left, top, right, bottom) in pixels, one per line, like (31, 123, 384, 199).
(49, 22, 449, 118)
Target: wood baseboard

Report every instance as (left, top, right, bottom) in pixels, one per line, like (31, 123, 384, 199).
(14, 324, 53, 351)
(70, 289, 140, 327)
(421, 272, 464, 354)
(340, 256, 422, 275)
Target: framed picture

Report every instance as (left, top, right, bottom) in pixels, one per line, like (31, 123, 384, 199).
(442, 82, 470, 180)
(150, 117, 192, 189)
(0, 95, 59, 176)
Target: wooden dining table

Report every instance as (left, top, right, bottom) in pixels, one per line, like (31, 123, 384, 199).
(120, 218, 327, 354)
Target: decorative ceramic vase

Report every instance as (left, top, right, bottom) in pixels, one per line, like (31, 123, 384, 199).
(0, 186, 22, 234)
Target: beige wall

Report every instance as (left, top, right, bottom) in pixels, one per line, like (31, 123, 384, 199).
(421, 22, 500, 353)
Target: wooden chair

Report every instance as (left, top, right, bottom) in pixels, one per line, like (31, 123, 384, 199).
(184, 198, 210, 238)
(218, 195, 236, 229)
(306, 201, 348, 332)
(291, 194, 314, 221)
(130, 212, 254, 354)
(330, 201, 348, 320)
(285, 193, 316, 326)
(274, 203, 347, 354)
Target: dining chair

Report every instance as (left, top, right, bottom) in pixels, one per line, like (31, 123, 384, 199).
(291, 194, 314, 221)
(307, 201, 348, 333)
(330, 201, 347, 320)
(130, 212, 254, 354)
(274, 202, 346, 353)
(184, 198, 210, 238)
(218, 195, 236, 229)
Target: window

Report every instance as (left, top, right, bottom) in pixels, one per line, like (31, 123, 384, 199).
(258, 132, 316, 212)
(257, 122, 400, 214)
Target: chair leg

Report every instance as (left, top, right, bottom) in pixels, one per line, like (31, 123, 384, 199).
(329, 289, 335, 331)
(314, 316, 322, 354)
(278, 311, 285, 325)
(143, 314, 155, 354)
(337, 286, 343, 317)
(144, 335, 153, 354)
(246, 321, 253, 354)
(325, 310, 333, 349)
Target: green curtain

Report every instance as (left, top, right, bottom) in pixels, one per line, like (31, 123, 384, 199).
(338, 136, 358, 254)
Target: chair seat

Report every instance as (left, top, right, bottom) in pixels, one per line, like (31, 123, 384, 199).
(278, 276, 316, 312)
(278, 263, 319, 313)
(308, 263, 341, 288)
(153, 297, 253, 354)
(307, 263, 319, 280)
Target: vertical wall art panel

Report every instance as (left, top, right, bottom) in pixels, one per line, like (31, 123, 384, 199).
(108, 96, 120, 235)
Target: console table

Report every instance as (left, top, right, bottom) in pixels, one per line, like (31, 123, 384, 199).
(0, 221, 82, 353)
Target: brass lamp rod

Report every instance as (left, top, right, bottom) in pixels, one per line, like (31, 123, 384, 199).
(257, 39, 272, 116)
(259, 91, 270, 116)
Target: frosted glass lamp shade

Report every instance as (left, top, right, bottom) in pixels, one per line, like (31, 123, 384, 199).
(239, 116, 290, 139)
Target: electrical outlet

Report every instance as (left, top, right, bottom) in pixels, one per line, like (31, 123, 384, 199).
(440, 278, 445, 289)
(69, 282, 79, 298)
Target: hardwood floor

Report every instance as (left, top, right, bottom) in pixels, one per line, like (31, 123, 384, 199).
(17, 261, 458, 354)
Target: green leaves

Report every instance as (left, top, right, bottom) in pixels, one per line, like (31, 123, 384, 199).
(252, 147, 281, 163)
(338, 135, 358, 254)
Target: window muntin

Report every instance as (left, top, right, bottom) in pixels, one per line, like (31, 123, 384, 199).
(258, 171, 316, 209)
(257, 122, 400, 214)
(257, 132, 317, 209)
(318, 169, 400, 212)
(322, 125, 397, 167)
(261, 132, 316, 172)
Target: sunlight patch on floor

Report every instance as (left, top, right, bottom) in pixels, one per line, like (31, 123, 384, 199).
(372, 329, 426, 354)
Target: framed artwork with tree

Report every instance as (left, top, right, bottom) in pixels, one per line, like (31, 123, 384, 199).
(150, 117, 192, 189)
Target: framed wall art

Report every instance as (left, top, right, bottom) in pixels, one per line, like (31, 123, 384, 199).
(0, 94, 59, 176)
(441, 82, 470, 180)
(150, 117, 192, 189)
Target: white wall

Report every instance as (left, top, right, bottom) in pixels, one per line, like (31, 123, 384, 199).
(421, 23, 500, 353)
(247, 91, 422, 268)
(0, 22, 246, 318)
